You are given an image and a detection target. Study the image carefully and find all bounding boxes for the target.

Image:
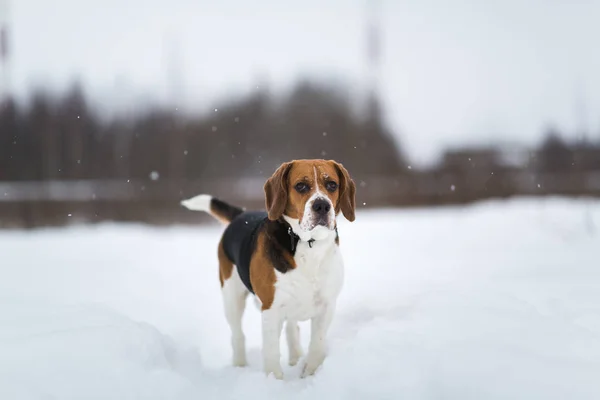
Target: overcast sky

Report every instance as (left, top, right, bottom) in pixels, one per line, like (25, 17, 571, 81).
(5, 0, 600, 164)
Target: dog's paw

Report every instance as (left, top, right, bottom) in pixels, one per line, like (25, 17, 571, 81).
(265, 368, 284, 380)
(301, 364, 318, 378)
(288, 348, 303, 366)
(288, 355, 301, 366)
(232, 358, 247, 368)
(301, 351, 326, 378)
(264, 361, 284, 380)
(232, 352, 247, 367)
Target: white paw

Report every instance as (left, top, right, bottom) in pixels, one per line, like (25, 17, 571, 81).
(288, 355, 301, 366)
(301, 351, 326, 378)
(265, 367, 284, 380)
(264, 361, 284, 380)
(301, 363, 319, 378)
(288, 348, 303, 366)
(232, 356, 247, 367)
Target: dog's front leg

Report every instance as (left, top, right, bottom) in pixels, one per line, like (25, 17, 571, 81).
(302, 302, 336, 378)
(261, 308, 284, 379)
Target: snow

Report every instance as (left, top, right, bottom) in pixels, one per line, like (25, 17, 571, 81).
(1, 197, 600, 399)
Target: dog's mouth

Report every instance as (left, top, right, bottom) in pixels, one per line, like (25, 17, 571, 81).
(296, 215, 336, 241)
(303, 217, 333, 232)
(315, 217, 329, 227)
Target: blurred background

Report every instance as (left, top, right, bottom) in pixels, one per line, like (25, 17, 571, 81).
(1, 0, 600, 228)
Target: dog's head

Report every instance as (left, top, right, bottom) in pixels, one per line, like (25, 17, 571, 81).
(264, 159, 356, 239)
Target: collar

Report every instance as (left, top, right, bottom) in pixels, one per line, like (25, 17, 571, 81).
(287, 226, 314, 251)
(285, 222, 338, 252)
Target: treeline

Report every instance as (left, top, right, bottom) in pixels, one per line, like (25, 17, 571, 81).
(0, 81, 405, 183)
(1, 79, 600, 228)
(438, 130, 600, 176)
(532, 131, 600, 173)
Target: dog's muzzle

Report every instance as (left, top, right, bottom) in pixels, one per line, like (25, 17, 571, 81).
(311, 198, 332, 227)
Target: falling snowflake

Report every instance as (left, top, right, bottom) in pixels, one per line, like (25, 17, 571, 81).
(214, 108, 218, 112)
(451, 185, 456, 192)
(212, 126, 218, 132)
(68, 214, 72, 217)
(150, 171, 160, 181)
(362, 202, 367, 206)
(183, 150, 188, 155)
(321, 150, 327, 156)
(234, 117, 240, 122)
(322, 132, 328, 137)
(408, 165, 412, 170)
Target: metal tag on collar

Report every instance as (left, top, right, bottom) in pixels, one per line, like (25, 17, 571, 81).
(288, 226, 296, 252)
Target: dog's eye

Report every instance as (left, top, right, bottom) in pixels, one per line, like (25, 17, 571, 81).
(295, 182, 309, 193)
(326, 181, 338, 192)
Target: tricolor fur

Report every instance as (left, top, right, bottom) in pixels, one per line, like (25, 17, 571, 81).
(181, 159, 356, 379)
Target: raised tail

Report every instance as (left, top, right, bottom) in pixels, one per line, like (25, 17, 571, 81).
(180, 194, 243, 224)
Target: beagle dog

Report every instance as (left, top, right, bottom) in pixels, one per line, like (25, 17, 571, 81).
(181, 159, 356, 379)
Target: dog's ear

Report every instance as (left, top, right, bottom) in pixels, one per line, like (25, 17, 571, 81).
(264, 161, 293, 221)
(331, 160, 356, 222)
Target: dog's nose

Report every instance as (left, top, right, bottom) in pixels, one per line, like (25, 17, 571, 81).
(312, 198, 331, 215)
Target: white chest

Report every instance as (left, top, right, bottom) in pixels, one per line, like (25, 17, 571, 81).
(273, 240, 344, 322)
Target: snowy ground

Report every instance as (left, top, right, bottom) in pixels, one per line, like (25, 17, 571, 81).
(1, 197, 600, 400)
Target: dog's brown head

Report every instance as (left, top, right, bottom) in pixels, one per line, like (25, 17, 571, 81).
(264, 159, 356, 235)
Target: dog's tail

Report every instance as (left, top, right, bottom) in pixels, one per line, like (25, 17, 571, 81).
(180, 194, 243, 224)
